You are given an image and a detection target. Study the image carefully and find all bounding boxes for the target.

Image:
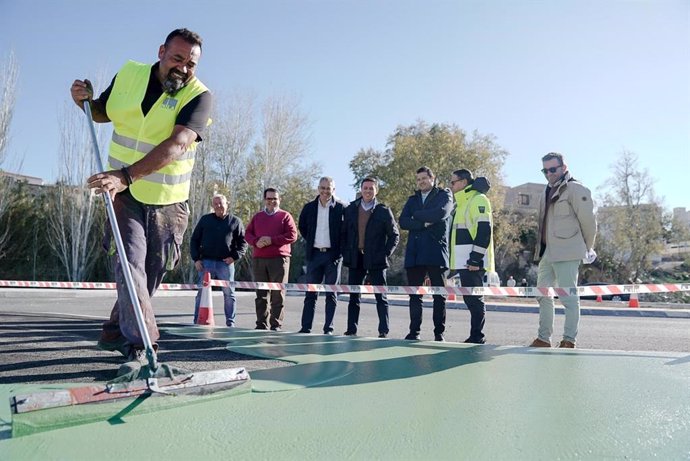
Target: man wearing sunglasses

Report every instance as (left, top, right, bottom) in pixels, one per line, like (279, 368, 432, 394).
(449, 169, 494, 344)
(529, 152, 597, 349)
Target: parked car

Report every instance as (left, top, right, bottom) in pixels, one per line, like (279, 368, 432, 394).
(580, 282, 630, 301)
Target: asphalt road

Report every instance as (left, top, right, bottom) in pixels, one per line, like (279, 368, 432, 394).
(1, 287, 688, 386)
(1, 288, 688, 352)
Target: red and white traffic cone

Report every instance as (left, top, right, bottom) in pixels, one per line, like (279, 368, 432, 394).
(628, 292, 639, 308)
(196, 271, 215, 326)
(595, 295, 603, 303)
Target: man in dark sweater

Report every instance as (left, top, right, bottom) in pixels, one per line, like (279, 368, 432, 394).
(190, 194, 247, 326)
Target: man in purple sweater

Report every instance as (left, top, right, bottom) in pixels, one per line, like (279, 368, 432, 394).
(245, 188, 298, 330)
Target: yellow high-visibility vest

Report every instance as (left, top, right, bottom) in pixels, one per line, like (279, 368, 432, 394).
(106, 60, 209, 205)
(450, 187, 495, 271)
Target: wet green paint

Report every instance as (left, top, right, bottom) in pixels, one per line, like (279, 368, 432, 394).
(2, 327, 689, 459)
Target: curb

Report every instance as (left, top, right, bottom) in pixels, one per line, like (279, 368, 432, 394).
(0, 288, 253, 298)
(340, 295, 690, 319)
(2, 288, 689, 319)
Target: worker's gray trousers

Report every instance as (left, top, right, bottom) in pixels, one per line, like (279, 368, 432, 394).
(100, 190, 189, 350)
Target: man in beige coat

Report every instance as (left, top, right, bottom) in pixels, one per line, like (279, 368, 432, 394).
(529, 152, 597, 348)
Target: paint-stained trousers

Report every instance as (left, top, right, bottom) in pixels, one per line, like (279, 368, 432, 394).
(100, 190, 189, 349)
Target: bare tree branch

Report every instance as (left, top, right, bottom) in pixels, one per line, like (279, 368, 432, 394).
(597, 150, 664, 282)
(45, 101, 105, 281)
(0, 51, 19, 258)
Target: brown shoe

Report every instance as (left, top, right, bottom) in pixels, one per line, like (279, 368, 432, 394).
(558, 340, 576, 348)
(529, 338, 551, 348)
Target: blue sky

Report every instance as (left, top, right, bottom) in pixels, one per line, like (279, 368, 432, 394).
(1, 0, 688, 210)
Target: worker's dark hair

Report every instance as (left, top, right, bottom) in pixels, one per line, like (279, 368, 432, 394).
(416, 166, 435, 179)
(165, 28, 203, 51)
(542, 152, 564, 165)
(263, 187, 279, 198)
(361, 177, 379, 188)
(453, 169, 474, 184)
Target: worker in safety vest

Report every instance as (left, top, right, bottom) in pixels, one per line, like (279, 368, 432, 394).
(70, 28, 212, 363)
(449, 169, 494, 344)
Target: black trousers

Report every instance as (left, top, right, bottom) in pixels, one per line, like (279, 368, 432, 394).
(346, 258, 389, 334)
(406, 265, 447, 335)
(459, 269, 486, 341)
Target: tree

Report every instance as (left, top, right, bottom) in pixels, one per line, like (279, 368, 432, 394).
(45, 103, 104, 281)
(0, 182, 59, 280)
(349, 121, 507, 217)
(596, 150, 665, 282)
(169, 92, 319, 284)
(492, 208, 537, 282)
(210, 91, 255, 207)
(0, 51, 19, 258)
(242, 95, 316, 210)
(349, 121, 509, 277)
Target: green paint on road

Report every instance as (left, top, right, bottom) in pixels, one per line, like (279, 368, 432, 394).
(2, 327, 689, 459)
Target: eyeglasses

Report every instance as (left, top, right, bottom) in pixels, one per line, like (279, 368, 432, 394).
(541, 166, 562, 174)
(265, 197, 278, 201)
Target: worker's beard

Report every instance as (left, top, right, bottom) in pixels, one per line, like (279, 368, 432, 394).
(162, 70, 188, 95)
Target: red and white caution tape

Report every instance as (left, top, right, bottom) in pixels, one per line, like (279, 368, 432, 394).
(1, 279, 688, 297)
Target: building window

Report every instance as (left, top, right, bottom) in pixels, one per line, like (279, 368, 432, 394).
(518, 194, 530, 206)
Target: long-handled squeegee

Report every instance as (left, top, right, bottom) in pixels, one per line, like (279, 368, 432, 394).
(8, 99, 250, 435)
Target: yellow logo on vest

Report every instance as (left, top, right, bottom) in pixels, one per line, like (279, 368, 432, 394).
(162, 97, 178, 110)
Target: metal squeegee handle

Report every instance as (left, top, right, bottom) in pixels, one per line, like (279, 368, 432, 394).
(82, 101, 158, 371)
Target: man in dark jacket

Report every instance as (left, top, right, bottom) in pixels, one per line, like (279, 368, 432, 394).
(297, 177, 346, 334)
(399, 166, 453, 341)
(341, 177, 400, 338)
(190, 194, 247, 326)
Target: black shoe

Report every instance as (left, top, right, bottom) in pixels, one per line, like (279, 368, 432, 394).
(324, 331, 333, 335)
(404, 332, 420, 340)
(464, 337, 486, 344)
(126, 347, 148, 365)
(434, 334, 445, 342)
(255, 326, 268, 330)
(343, 331, 357, 336)
(270, 326, 282, 332)
(297, 328, 311, 334)
(378, 333, 388, 338)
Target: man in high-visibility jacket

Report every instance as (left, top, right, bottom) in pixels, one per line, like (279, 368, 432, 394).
(449, 169, 494, 344)
(70, 28, 212, 362)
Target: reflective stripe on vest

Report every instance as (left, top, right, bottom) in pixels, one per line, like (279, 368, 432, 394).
(109, 133, 195, 162)
(105, 60, 209, 205)
(108, 156, 192, 185)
